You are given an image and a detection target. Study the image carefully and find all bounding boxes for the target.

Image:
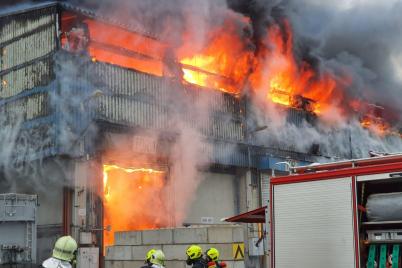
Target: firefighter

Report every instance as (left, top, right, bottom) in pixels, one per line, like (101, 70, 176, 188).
(147, 249, 166, 268)
(42, 236, 78, 268)
(205, 248, 227, 268)
(186, 245, 208, 268)
(141, 249, 156, 268)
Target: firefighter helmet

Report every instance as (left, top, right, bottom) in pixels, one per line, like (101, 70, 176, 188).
(146, 249, 156, 262)
(186, 245, 202, 260)
(52, 236, 78, 262)
(206, 247, 219, 261)
(150, 250, 165, 266)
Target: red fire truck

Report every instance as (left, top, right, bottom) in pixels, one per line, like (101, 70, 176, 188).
(227, 154, 402, 268)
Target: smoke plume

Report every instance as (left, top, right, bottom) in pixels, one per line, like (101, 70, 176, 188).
(227, 0, 402, 157)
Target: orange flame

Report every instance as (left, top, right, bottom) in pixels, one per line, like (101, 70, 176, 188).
(102, 164, 168, 251)
(177, 16, 254, 94)
(60, 12, 399, 135)
(250, 21, 346, 114)
(85, 20, 167, 77)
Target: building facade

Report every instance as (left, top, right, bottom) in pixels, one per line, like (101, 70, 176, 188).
(0, 3, 324, 267)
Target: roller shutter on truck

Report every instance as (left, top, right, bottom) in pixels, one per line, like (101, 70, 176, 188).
(272, 177, 357, 268)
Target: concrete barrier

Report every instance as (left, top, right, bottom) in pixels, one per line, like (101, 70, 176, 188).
(106, 225, 246, 268)
(105, 260, 244, 268)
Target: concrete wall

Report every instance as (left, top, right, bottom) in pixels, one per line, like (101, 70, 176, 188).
(185, 172, 237, 225)
(105, 226, 246, 268)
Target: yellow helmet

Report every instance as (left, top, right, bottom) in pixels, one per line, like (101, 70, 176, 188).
(150, 250, 165, 266)
(52, 236, 78, 262)
(146, 249, 156, 262)
(186, 245, 202, 260)
(206, 248, 219, 261)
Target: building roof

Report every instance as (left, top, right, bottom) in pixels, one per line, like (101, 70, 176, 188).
(0, 1, 159, 40)
(59, 2, 159, 40)
(0, 1, 57, 18)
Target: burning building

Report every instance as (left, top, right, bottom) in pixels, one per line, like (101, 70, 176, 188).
(0, 1, 401, 268)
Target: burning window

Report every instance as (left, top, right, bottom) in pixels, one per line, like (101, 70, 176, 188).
(60, 10, 252, 95)
(61, 11, 167, 77)
(102, 164, 171, 250)
(59, 10, 400, 135)
(177, 17, 254, 95)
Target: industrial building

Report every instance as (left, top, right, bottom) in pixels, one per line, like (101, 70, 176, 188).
(0, 2, 329, 267)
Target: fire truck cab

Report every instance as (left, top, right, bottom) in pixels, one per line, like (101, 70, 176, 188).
(227, 154, 402, 268)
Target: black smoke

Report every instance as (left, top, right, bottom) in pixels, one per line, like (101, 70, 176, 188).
(229, 0, 402, 118)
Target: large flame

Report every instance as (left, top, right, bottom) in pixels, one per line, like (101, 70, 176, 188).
(177, 16, 254, 94)
(249, 21, 346, 114)
(85, 20, 167, 77)
(102, 164, 169, 250)
(60, 12, 400, 136)
(350, 101, 398, 136)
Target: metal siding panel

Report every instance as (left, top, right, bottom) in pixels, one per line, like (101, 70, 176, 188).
(93, 62, 168, 104)
(2, 92, 49, 122)
(129, 96, 133, 125)
(89, 62, 244, 140)
(1, 26, 55, 72)
(0, 57, 53, 98)
(96, 96, 170, 129)
(104, 95, 109, 121)
(273, 178, 356, 268)
(117, 96, 121, 122)
(137, 99, 141, 126)
(0, 10, 54, 44)
(137, 98, 140, 126)
(112, 96, 115, 122)
(211, 142, 247, 166)
(144, 101, 149, 127)
(261, 174, 270, 207)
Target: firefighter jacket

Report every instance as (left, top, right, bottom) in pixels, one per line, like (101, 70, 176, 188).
(140, 264, 165, 268)
(207, 261, 227, 268)
(42, 257, 72, 268)
(187, 258, 208, 268)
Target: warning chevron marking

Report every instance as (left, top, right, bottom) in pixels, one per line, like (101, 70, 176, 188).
(232, 243, 245, 260)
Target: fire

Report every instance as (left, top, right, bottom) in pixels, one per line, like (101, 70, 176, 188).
(85, 20, 167, 77)
(61, 12, 167, 77)
(102, 164, 168, 250)
(356, 103, 395, 136)
(60, 11, 400, 136)
(177, 15, 254, 94)
(250, 21, 345, 114)
(180, 56, 235, 93)
(360, 116, 390, 136)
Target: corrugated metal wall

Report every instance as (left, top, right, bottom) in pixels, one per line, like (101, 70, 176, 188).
(0, 7, 55, 44)
(1, 92, 50, 121)
(286, 107, 317, 126)
(0, 26, 55, 71)
(90, 61, 245, 143)
(0, 5, 318, 166)
(0, 58, 53, 98)
(93, 62, 170, 104)
(97, 95, 171, 129)
(0, 6, 56, 101)
(0, 6, 58, 162)
(0, 5, 245, 163)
